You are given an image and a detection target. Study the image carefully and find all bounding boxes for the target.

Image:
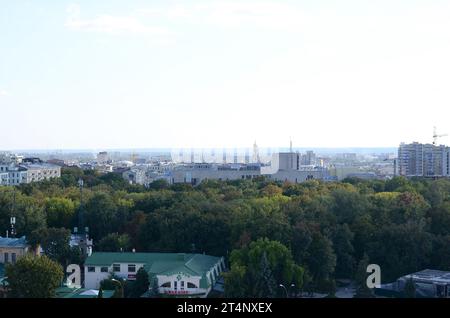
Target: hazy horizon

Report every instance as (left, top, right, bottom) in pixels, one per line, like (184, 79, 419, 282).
(1, 0, 450, 149)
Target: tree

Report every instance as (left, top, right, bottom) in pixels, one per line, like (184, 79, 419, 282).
(6, 255, 64, 298)
(100, 275, 124, 298)
(224, 238, 304, 298)
(304, 232, 336, 284)
(28, 227, 72, 266)
(45, 197, 76, 229)
(404, 277, 416, 298)
(354, 254, 374, 298)
(84, 192, 118, 240)
(97, 233, 131, 252)
(332, 224, 356, 279)
(149, 179, 169, 190)
(128, 268, 150, 298)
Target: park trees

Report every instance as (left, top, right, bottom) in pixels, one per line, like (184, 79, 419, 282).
(224, 238, 304, 298)
(6, 255, 64, 298)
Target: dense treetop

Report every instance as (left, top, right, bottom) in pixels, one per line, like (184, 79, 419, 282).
(1, 167, 450, 293)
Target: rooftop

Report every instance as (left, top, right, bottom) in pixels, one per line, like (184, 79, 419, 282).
(85, 252, 222, 277)
(55, 286, 114, 298)
(405, 269, 450, 283)
(0, 236, 28, 248)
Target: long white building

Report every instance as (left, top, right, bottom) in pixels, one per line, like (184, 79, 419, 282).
(84, 252, 225, 298)
(0, 162, 61, 186)
(170, 152, 330, 185)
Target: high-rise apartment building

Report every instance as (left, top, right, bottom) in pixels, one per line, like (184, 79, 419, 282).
(398, 142, 450, 177)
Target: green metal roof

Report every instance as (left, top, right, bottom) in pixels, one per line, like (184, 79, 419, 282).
(85, 252, 222, 278)
(55, 287, 114, 298)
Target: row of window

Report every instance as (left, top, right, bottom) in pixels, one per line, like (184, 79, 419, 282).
(160, 281, 198, 289)
(87, 264, 136, 273)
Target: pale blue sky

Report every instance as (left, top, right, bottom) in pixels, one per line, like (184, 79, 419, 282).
(1, 0, 450, 150)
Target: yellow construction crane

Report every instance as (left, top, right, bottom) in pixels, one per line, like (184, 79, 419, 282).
(433, 126, 448, 145)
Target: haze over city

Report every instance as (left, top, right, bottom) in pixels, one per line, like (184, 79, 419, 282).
(1, 0, 450, 150)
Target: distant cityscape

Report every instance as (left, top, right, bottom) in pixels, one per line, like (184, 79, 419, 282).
(2, 138, 450, 189)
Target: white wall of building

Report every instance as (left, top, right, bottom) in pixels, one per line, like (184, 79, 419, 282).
(84, 262, 145, 289)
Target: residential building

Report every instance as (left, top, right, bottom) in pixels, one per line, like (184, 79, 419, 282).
(97, 151, 109, 164)
(84, 252, 225, 298)
(398, 142, 450, 177)
(0, 236, 35, 264)
(0, 158, 61, 186)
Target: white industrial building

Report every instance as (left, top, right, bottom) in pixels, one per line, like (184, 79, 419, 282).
(170, 151, 330, 185)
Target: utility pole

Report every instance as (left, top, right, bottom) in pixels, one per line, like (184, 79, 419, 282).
(78, 178, 84, 235)
(10, 187, 16, 238)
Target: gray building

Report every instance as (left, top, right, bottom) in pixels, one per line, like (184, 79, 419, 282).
(171, 152, 330, 185)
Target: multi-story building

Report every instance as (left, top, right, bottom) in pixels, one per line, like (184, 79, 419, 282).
(398, 142, 450, 177)
(97, 152, 109, 164)
(0, 160, 61, 186)
(0, 236, 35, 264)
(84, 252, 225, 298)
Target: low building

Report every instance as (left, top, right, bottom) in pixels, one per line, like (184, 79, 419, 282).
(20, 163, 61, 183)
(84, 252, 225, 298)
(123, 168, 148, 185)
(171, 163, 262, 185)
(0, 236, 34, 264)
(55, 286, 114, 298)
(376, 269, 450, 298)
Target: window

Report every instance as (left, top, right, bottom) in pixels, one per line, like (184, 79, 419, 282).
(181, 281, 185, 290)
(128, 264, 136, 273)
(11, 253, 16, 263)
(101, 267, 108, 273)
(4, 252, 8, 263)
(174, 281, 178, 290)
(87, 266, 95, 272)
(187, 282, 197, 289)
(113, 264, 121, 272)
(161, 282, 171, 288)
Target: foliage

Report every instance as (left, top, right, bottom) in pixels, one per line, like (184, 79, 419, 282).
(6, 255, 64, 298)
(224, 238, 304, 297)
(97, 233, 131, 252)
(128, 268, 150, 298)
(3, 167, 450, 295)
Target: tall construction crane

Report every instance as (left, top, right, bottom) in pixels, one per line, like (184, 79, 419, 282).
(433, 126, 448, 145)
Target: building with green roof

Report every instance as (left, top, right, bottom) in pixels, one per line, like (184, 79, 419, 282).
(84, 252, 225, 298)
(55, 286, 115, 298)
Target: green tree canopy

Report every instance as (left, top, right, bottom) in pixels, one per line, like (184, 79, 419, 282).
(6, 255, 64, 298)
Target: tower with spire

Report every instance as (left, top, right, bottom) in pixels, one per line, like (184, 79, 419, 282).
(252, 141, 261, 163)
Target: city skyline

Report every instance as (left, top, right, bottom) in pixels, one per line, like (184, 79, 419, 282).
(1, 0, 450, 150)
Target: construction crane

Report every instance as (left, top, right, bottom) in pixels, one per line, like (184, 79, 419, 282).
(433, 126, 448, 145)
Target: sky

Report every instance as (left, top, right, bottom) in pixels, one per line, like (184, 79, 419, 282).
(1, 0, 450, 150)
